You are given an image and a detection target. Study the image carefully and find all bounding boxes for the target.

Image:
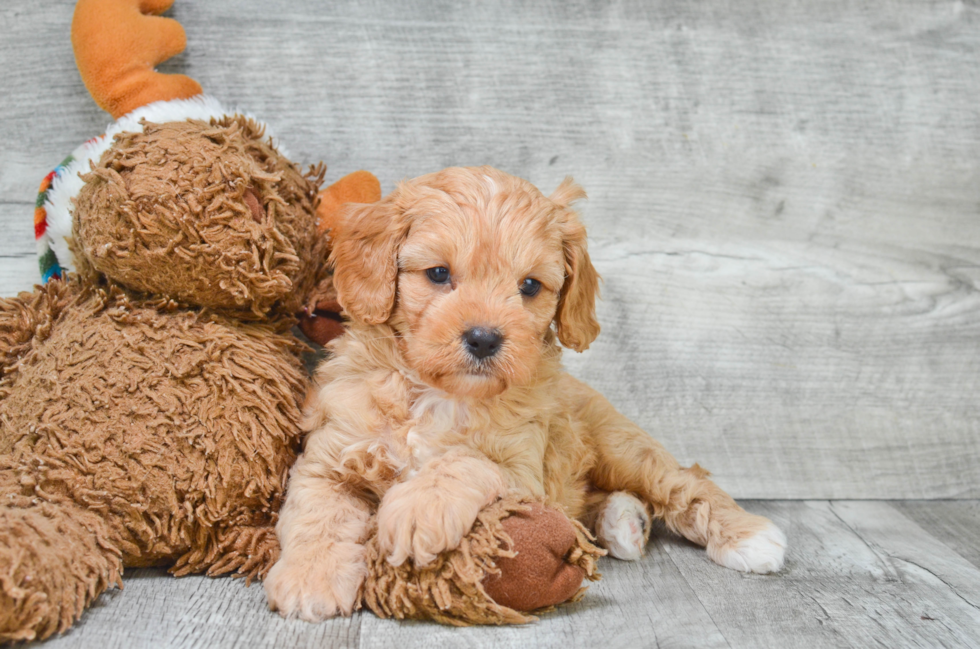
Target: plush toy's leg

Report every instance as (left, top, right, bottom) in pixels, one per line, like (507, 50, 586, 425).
(481, 502, 600, 612)
(362, 496, 604, 626)
(0, 473, 122, 643)
(171, 523, 282, 583)
(1, 281, 120, 641)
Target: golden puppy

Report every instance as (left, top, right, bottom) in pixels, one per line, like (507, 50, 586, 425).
(265, 166, 787, 621)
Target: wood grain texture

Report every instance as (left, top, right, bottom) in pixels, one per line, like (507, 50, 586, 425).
(32, 531, 731, 649)
(894, 501, 980, 570)
(0, 203, 41, 289)
(24, 501, 980, 649)
(661, 500, 980, 649)
(354, 550, 730, 649)
(33, 567, 363, 649)
(1, 0, 978, 498)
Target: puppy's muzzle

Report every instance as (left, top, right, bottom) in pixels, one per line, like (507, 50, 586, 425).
(462, 327, 503, 360)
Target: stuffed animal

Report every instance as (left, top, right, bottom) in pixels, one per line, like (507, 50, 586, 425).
(361, 497, 605, 625)
(0, 0, 379, 641)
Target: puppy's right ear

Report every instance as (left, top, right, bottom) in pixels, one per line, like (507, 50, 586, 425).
(551, 178, 601, 352)
(329, 195, 410, 325)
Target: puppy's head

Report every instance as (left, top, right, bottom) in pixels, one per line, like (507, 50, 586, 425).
(331, 166, 599, 398)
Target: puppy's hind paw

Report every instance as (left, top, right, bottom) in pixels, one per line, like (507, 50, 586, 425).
(597, 491, 651, 561)
(711, 522, 787, 574)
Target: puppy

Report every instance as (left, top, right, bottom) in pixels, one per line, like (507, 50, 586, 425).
(265, 166, 787, 621)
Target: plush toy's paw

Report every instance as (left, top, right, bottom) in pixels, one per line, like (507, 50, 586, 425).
(0, 498, 122, 642)
(363, 496, 604, 625)
(483, 502, 594, 612)
(376, 481, 488, 568)
(709, 520, 787, 574)
(596, 491, 651, 561)
(264, 543, 366, 622)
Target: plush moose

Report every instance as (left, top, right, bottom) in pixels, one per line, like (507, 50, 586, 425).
(0, 0, 378, 640)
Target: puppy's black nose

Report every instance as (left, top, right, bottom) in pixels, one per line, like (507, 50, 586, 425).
(463, 327, 503, 360)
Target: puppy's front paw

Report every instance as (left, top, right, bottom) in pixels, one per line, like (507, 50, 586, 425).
(710, 521, 787, 574)
(264, 543, 366, 622)
(377, 481, 489, 567)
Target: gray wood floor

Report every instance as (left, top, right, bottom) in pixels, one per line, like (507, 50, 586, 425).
(23, 501, 980, 649)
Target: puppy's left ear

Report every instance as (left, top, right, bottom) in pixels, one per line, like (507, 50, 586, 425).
(551, 178, 601, 352)
(330, 192, 411, 325)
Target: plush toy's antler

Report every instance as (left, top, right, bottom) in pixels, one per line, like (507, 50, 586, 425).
(71, 0, 203, 119)
(316, 170, 382, 234)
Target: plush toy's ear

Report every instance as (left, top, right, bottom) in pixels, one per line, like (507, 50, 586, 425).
(330, 191, 411, 326)
(550, 178, 601, 352)
(72, 0, 203, 119)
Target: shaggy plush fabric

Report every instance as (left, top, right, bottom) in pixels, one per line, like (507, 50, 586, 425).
(0, 471, 122, 643)
(72, 117, 325, 318)
(0, 279, 309, 641)
(0, 94, 387, 638)
(2, 1, 384, 641)
(361, 496, 603, 625)
(37, 96, 240, 279)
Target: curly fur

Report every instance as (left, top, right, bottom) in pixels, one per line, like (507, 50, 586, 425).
(0, 280, 310, 641)
(0, 114, 329, 642)
(72, 116, 325, 318)
(266, 167, 787, 623)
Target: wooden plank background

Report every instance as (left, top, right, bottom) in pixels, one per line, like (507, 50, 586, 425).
(28, 501, 980, 649)
(1, 0, 978, 499)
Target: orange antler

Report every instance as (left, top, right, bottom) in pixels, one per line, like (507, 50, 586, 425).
(316, 170, 382, 234)
(71, 0, 203, 119)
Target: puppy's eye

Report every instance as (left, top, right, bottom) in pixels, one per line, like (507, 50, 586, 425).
(520, 278, 542, 297)
(426, 267, 451, 284)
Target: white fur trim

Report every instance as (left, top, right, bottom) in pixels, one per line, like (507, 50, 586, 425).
(41, 95, 275, 273)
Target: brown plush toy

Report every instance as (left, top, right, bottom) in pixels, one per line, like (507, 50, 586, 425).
(0, 0, 379, 642)
(361, 497, 605, 625)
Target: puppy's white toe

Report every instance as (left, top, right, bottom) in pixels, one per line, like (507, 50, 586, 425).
(714, 522, 787, 574)
(597, 491, 651, 561)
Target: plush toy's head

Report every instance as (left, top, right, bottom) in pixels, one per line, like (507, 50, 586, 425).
(71, 116, 324, 317)
(35, 0, 332, 320)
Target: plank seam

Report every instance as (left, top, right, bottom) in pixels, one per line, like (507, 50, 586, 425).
(656, 535, 736, 649)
